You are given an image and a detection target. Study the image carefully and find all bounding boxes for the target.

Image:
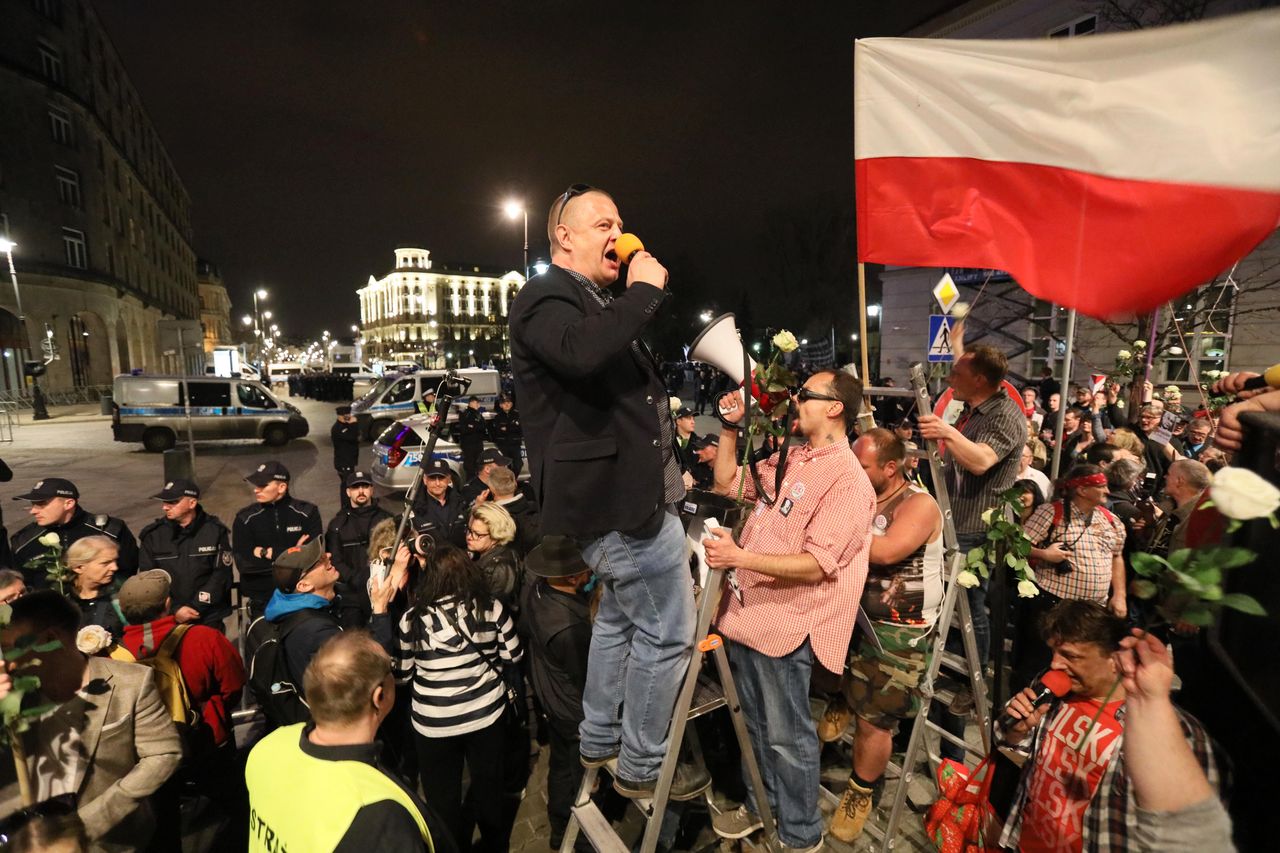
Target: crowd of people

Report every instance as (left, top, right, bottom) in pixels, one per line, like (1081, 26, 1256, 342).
(0, 182, 1271, 853)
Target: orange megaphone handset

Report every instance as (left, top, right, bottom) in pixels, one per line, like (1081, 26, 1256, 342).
(614, 233, 645, 264)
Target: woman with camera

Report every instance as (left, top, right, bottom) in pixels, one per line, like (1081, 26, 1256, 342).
(394, 544, 523, 852)
(1013, 463, 1128, 687)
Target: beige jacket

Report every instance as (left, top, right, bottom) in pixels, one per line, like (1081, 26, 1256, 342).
(1, 656, 183, 851)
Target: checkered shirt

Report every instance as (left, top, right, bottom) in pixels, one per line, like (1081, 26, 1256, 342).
(1023, 500, 1126, 604)
(714, 440, 876, 672)
(563, 267, 684, 506)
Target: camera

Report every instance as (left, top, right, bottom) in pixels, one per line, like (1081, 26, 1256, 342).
(1054, 558, 1074, 575)
(408, 520, 443, 559)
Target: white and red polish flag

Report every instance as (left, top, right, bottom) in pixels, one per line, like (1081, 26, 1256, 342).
(854, 11, 1280, 320)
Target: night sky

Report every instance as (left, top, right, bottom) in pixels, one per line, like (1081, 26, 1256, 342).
(94, 0, 956, 350)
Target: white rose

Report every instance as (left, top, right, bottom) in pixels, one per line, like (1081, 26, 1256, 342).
(952, 302, 970, 319)
(1210, 467, 1280, 520)
(38, 532, 60, 547)
(669, 397, 682, 413)
(1134, 340, 1147, 348)
(1117, 350, 1131, 360)
(75, 625, 112, 655)
(772, 330, 799, 353)
(956, 570, 980, 589)
(1017, 579, 1040, 598)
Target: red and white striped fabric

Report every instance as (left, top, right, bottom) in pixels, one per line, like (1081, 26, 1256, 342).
(854, 10, 1280, 320)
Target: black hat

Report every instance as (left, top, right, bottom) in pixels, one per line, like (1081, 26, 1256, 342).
(345, 469, 373, 488)
(335, 405, 352, 415)
(675, 406, 695, 419)
(13, 478, 79, 501)
(479, 448, 511, 467)
(497, 392, 512, 403)
(693, 434, 719, 450)
(423, 458, 452, 478)
(525, 536, 591, 579)
(151, 479, 200, 501)
(245, 461, 290, 486)
(272, 538, 325, 592)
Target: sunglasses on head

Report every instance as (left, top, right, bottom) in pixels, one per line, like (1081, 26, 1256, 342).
(792, 387, 840, 403)
(554, 184, 594, 226)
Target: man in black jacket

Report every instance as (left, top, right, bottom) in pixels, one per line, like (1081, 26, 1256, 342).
(410, 459, 467, 548)
(331, 405, 362, 508)
(138, 479, 234, 628)
(508, 185, 696, 798)
(459, 447, 510, 505)
(10, 478, 139, 589)
(489, 393, 524, 476)
(453, 396, 487, 479)
(325, 469, 393, 627)
(232, 461, 324, 615)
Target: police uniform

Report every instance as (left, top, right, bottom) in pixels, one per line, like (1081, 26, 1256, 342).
(10, 478, 139, 590)
(453, 400, 487, 480)
(232, 462, 323, 611)
(411, 459, 467, 548)
(138, 479, 234, 628)
(459, 448, 511, 506)
(489, 396, 524, 476)
(325, 469, 393, 627)
(331, 405, 362, 506)
(689, 434, 718, 490)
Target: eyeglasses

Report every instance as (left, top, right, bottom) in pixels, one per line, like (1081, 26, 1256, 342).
(793, 387, 840, 404)
(554, 184, 594, 226)
(465, 527, 491, 539)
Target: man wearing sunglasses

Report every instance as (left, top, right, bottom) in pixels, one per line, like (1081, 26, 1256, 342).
(704, 372, 876, 852)
(509, 186, 702, 799)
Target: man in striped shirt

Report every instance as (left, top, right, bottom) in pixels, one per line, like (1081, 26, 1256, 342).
(705, 370, 876, 853)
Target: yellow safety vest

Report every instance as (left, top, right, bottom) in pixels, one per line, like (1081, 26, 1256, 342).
(245, 724, 433, 852)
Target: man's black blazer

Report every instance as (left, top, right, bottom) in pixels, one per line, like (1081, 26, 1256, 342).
(509, 264, 671, 539)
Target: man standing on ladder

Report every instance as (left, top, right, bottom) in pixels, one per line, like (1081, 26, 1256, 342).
(827, 428, 944, 843)
(705, 370, 875, 852)
(917, 345, 1026, 760)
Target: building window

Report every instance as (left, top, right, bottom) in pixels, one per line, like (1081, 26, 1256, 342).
(1159, 284, 1234, 384)
(37, 41, 64, 84)
(55, 166, 81, 208)
(62, 227, 87, 269)
(48, 107, 73, 145)
(1049, 15, 1097, 38)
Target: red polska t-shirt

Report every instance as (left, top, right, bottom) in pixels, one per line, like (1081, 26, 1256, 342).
(1018, 698, 1124, 853)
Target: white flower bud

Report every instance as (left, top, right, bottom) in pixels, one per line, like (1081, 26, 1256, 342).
(957, 570, 980, 589)
(75, 625, 112, 655)
(1210, 467, 1280, 520)
(772, 330, 799, 353)
(39, 532, 60, 547)
(1017, 579, 1040, 598)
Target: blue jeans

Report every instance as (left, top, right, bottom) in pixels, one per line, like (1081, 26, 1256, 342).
(578, 510, 695, 781)
(728, 638, 823, 849)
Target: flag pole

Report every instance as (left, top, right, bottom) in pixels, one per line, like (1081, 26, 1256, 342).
(856, 262, 876, 431)
(1050, 307, 1078, 480)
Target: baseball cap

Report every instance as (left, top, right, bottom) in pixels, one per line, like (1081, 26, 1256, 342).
(423, 458, 452, 479)
(345, 469, 373, 488)
(13, 478, 79, 501)
(117, 570, 172, 620)
(693, 434, 719, 450)
(272, 538, 325, 592)
(151, 479, 200, 501)
(245, 461, 290, 487)
(335, 405, 353, 415)
(479, 448, 511, 467)
(675, 406, 695, 419)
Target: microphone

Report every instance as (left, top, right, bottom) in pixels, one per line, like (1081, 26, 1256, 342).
(614, 233, 645, 264)
(1241, 363, 1280, 391)
(997, 669, 1071, 731)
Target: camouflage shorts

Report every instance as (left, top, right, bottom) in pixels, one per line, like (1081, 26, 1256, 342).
(842, 622, 932, 733)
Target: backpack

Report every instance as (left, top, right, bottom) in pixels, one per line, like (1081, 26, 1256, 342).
(245, 609, 325, 728)
(135, 624, 198, 731)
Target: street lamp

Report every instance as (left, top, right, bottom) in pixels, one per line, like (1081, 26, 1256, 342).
(0, 239, 49, 419)
(503, 199, 529, 283)
(252, 289, 269, 370)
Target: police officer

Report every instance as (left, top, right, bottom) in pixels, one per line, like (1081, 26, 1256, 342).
(459, 448, 511, 506)
(232, 461, 323, 615)
(689, 434, 719, 490)
(410, 459, 466, 548)
(137, 479, 234, 629)
(10, 478, 138, 589)
(325, 469, 393, 627)
(331, 405, 361, 507)
(415, 388, 438, 416)
(488, 393, 524, 476)
(453, 395, 487, 480)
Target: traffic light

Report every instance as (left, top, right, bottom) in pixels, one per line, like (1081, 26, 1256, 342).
(23, 361, 46, 377)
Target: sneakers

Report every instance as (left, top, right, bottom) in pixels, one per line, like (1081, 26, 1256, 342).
(828, 778, 874, 842)
(711, 804, 764, 839)
(580, 750, 618, 769)
(817, 697, 852, 743)
(613, 760, 712, 802)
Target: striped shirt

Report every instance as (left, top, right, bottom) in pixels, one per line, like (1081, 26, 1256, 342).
(943, 389, 1027, 535)
(715, 440, 876, 673)
(394, 595, 522, 738)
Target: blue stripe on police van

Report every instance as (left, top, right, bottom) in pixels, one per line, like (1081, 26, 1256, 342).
(119, 406, 242, 416)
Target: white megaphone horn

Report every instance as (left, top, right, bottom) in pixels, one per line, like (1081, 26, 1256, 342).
(688, 313, 756, 385)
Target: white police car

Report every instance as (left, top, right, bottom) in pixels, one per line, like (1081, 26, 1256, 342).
(369, 412, 527, 492)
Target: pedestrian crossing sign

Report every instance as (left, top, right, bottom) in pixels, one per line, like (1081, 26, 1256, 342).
(928, 315, 956, 363)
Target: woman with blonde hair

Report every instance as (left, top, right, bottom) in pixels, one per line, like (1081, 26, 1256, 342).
(467, 503, 521, 608)
(64, 535, 125, 641)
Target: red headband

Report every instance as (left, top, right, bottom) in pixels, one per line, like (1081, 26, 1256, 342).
(1064, 473, 1107, 489)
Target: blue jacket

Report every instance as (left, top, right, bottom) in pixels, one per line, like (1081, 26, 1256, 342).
(264, 590, 340, 693)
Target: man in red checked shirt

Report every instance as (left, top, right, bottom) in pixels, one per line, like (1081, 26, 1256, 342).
(704, 370, 876, 853)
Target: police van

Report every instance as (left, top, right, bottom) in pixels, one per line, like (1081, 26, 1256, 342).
(112, 374, 309, 452)
(351, 367, 500, 442)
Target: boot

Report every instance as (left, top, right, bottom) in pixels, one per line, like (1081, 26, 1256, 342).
(828, 777, 873, 842)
